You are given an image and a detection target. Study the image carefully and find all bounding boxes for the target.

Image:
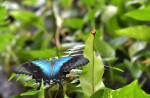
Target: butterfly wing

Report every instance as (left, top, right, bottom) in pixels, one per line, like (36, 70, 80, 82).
(53, 56, 73, 76)
(31, 60, 51, 77)
(53, 55, 89, 75)
(60, 55, 89, 72)
(13, 60, 51, 80)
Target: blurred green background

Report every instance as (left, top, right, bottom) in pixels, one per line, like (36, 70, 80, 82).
(0, 0, 150, 98)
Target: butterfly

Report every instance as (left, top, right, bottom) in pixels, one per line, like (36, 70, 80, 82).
(13, 54, 89, 90)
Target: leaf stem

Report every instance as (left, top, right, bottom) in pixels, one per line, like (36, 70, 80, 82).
(91, 28, 96, 93)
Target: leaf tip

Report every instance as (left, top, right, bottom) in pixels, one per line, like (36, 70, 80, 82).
(91, 28, 96, 35)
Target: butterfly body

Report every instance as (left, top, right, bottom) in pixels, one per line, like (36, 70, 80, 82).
(14, 55, 89, 90)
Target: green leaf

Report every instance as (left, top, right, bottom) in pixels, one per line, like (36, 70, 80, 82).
(21, 80, 44, 97)
(91, 80, 150, 98)
(80, 29, 105, 98)
(124, 60, 142, 79)
(20, 91, 39, 96)
(19, 49, 57, 60)
(101, 5, 118, 24)
(82, 0, 95, 7)
(38, 79, 44, 98)
(64, 18, 84, 29)
(0, 33, 15, 52)
(115, 25, 150, 42)
(95, 40, 115, 58)
(10, 10, 44, 30)
(110, 80, 150, 98)
(109, 36, 128, 49)
(28, 49, 56, 59)
(124, 6, 150, 21)
(0, 6, 7, 20)
(23, 0, 38, 6)
(0, 20, 9, 26)
(60, 0, 73, 9)
(8, 73, 17, 81)
(84, 6, 101, 22)
(128, 41, 147, 59)
(108, 66, 124, 72)
(106, 16, 121, 37)
(16, 74, 27, 81)
(24, 80, 36, 87)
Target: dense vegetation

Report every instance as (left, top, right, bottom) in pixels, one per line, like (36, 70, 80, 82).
(0, 0, 150, 98)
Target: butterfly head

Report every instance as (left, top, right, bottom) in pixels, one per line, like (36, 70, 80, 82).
(50, 57, 58, 64)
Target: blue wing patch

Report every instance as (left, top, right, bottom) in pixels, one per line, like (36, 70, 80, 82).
(32, 60, 51, 77)
(53, 56, 72, 76)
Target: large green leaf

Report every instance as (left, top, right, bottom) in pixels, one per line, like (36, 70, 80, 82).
(91, 80, 150, 98)
(84, 6, 101, 22)
(115, 25, 150, 42)
(0, 33, 15, 52)
(64, 18, 84, 29)
(124, 6, 150, 21)
(95, 40, 115, 58)
(0, 6, 9, 31)
(10, 10, 44, 30)
(124, 60, 142, 79)
(80, 29, 105, 98)
(18, 49, 57, 61)
(60, 0, 73, 9)
(128, 41, 147, 59)
(0, 6, 7, 20)
(82, 0, 95, 7)
(21, 79, 44, 98)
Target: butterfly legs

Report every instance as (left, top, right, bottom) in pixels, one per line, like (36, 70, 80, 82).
(58, 82, 63, 90)
(37, 78, 50, 90)
(37, 78, 43, 90)
(32, 76, 42, 90)
(57, 73, 67, 90)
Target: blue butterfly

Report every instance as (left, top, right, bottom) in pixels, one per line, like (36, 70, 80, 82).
(13, 55, 89, 90)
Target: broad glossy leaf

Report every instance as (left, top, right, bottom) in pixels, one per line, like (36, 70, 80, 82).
(84, 6, 101, 22)
(10, 10, 44, 30)
(101, 5, 118, 24)
(21, 80, 44, 98)
(0, 6, 7, 20)
(128, 41, 147, 59)
(82, 0, 95, 7)
(95, 40, 115, 58)
(18, 49, 57, 60)
(124, 60, 142, 79)
(64, 18, 83, 29)
(106, 16, 121, 37)
(115, 25, 150, 42)
(109, 36, 128, 49)
(23, 0, 45, 7)
(0, 34, 15, 52)
(80, 29, 105, 98)
(124, 6, 150, 21)
(91, 80, 150, 98)
(60, 0, 73, 9)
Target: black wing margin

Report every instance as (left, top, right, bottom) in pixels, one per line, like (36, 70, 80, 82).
(13, 62, 49, 82)
(61, 55, 89, 72)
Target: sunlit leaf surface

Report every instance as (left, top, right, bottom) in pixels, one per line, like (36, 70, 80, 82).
(80, 29, 105, 98)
